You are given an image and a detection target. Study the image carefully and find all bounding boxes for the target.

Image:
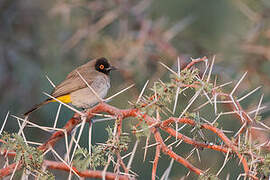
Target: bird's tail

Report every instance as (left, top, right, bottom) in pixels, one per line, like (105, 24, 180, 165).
(23, 99, 51, 116)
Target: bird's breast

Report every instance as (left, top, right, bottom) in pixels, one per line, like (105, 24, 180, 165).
(69, 75, 110, 108)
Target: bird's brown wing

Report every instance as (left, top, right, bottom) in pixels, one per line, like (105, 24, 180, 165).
(51, 70, 98, 98)
(64, 60, 95, 80)
(51, 60, 97, 97)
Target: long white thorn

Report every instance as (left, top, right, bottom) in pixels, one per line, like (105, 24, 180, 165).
(121, 152, 132, 160)
(154, 82, 158, 101)
(186, 148, 195, 159)
(50, 148, 80, 178)
(200, 117, 211, 124)
(234, 122, 247, 138)
(248, 106, 267, 115)
(88, 123, 93, 156)
(64, 126, 79, 162)
(212, 113, 222, 125)
(214, 93, 218, 114)
(26, 141, 42, 146)
(177, 124, 187, 132)
(254, 94, 264, 119)
(213, 81, 233, 90)
(0, 111, 9, 135)
(45, 75, 56, 88)
(202, 64, 209, 80)
(106, 84, 135, 102)
(173, 87, 180, 114)
(11, 115, 64, 132)
(63, 130, 70, 163)
(230, 72, 247, 96)
(143, 135, 150, 162)
(10, 162, 20, 180)
(203, 90, 212, 105)
(136, 80, 149, 104)
(16, 117, 27, 143)
(216, 149, 231, 177)
(177, 57, 181, 76)
(176, 139, 183, 147)
(173, 57, 181, 114)
(127, 140, 139, 170)
(238, 86, 261, 102)
(43, 92, 84, 116)
(179, 88, 202, 118)
(196, 148, 201, 162)
(102, 156, 112, 180)
(143, 142, 160, 149)
(53, 104, 62, 129)
(193, 100, 211, 112)
(76, 70, 103, 102)
(207, 55, 215, 83)
(159, 61, 178, 77)
(70, 116, 87, 162)
(160, 159, 174, 180)
(230, 95, 240, 112)
(257, 121, 270, 131)
(92, 117, 115, 123)
(18, 113, 29, 136)
(168, 58, 181, 114)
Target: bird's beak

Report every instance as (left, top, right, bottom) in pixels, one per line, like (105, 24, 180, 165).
(108, 66, 117, 71)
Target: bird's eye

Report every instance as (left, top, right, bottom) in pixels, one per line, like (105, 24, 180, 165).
(99, 64, 104, 70)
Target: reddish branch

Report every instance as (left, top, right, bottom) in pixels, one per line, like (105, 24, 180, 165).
(0, 162, 22, 178)
(152, 140, 161, 180)
(152, 128, 204, 175)
(1, 99, 261, 179)
(162, 118, 250, 174)
(1, 102, 255, 179)
(184, 56, 208, 70)
(39, 115, 83, 151)
(45, 160, 131, 180)
(40, 103, 255, 179)
(116, 151, 129, 175)
(216, 92, 270, 151)
(0, 160, 131, 180)
(161, 126, 229, 153)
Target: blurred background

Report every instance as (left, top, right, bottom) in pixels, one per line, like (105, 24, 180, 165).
(0, 0, 270, 179)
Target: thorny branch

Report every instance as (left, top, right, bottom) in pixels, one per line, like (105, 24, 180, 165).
(1, 57, 269, 180)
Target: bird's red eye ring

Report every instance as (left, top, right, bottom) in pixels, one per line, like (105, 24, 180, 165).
(99, 64, 104, 70)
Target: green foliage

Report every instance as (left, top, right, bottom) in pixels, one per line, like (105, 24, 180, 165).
(177, 68, 199, 85)
(134, 67, 198, 116)
(134, 64, 220, 117)
(231, 134, 270, 178)
(73, 147, 105, 171)
(105, 126, 130, 152)
(131, 120, 151, 139)
(257, 153, 270, 178)
(73, 126, 130, 171)
(131, 64, 221, 140)
(0, 132, 54, 179)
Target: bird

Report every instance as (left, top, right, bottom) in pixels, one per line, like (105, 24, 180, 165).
(24, 57, 116, 116)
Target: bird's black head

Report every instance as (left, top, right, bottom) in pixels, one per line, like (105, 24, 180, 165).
(95, 57, 116, 75)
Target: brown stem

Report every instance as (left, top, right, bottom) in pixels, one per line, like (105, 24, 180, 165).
(152, 141, 161, 180)
(44, 160, 133, 180)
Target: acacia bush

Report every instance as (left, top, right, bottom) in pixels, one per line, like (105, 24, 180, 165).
(0, 57, 269, 180)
